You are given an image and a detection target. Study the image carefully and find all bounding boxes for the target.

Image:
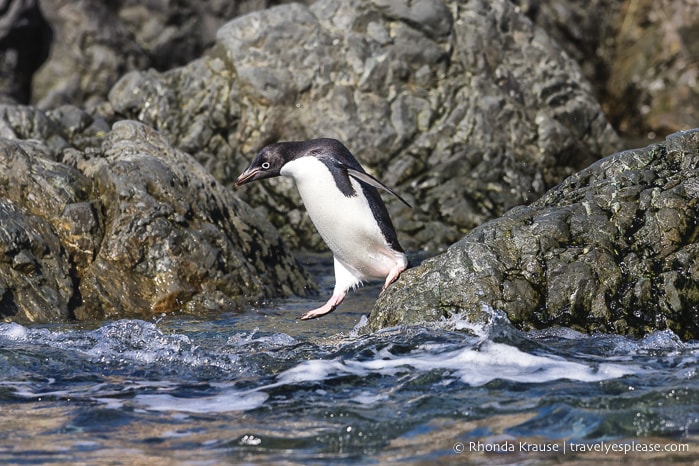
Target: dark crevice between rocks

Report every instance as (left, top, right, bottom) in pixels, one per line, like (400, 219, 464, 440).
(0, 287, 18, 319)
(65, 263, 82, 321)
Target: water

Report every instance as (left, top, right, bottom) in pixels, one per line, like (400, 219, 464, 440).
(1, 258, 698, 464)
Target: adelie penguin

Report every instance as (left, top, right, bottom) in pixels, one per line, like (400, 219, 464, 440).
(234, 138, 410, 320)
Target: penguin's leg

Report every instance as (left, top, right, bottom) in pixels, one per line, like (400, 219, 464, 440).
(298, 289, 347, 320)
(380, 260, 407, 293)
(299, 257, 359, 320)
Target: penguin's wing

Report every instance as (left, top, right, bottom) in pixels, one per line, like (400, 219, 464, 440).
(346, 167, 412, 209)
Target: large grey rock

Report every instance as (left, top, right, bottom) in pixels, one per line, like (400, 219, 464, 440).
(33, 0, 150, 111)
(27, 0, 696, 169)
(32, 0, 306, 110)
(370, 129, 699, 340)
(513, 0, 621, 105)
(0, 103, 111, 153)
(108, 0, 621, 252)
(0, 112, 314, 323)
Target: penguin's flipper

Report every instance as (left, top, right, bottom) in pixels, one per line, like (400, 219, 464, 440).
(346, 168, 412, 208)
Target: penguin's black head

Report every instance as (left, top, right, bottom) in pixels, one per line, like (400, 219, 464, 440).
(235, 139, 345, 187)
(234, 143, 289, 187)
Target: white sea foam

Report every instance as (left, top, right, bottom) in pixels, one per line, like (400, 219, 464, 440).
(349, 315, 369, 337)
(275, 340, 636, 388)
(226, 329, 297, 348)
(276, 359, 368, 385)
(350, 391, 389, 405)
(272, 304, 637, 389)
(0, 310, 643, 416)
(134, 389, 269, 413)
(94, 397, 125, 410)
(0, 322, 29, 341)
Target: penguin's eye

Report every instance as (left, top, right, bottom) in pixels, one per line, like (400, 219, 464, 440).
(261, 162, 270, 170)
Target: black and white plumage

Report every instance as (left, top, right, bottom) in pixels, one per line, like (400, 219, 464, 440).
(234, 138, 410, 320)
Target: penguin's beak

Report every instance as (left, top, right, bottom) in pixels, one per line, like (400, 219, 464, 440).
(233, 167, 262, 188)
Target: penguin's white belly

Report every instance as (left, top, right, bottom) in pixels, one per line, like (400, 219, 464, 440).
(280, 157, 404, 281)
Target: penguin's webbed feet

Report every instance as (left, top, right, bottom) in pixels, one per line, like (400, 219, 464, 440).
(380, 262, 408, 293)
(299, 304, 337, 320)
(298, 291, 346, 320)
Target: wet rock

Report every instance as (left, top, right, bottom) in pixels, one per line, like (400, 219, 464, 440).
(0, 115, 314, 322)
(0, 138, 82, 322)
(370, 129, 699, 340)
(76, 121, 314, 319)
(0, 199, 73, 322)
(108, 0, 621, 252)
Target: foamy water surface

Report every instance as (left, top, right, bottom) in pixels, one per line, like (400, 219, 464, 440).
(1, 280, 698, 464)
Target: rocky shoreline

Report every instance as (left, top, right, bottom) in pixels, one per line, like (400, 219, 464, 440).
(1, 0, 697, 338)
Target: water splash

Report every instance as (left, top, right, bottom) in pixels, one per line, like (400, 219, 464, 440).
(0, 305, 697, 463)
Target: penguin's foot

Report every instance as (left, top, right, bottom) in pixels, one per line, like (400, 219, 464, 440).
(299, 303, 336, 320)
(380, 262, 408, 293)
(299, 291, 346, 320)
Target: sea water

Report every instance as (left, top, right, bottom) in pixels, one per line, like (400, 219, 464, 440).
(0, 262, 698, 464)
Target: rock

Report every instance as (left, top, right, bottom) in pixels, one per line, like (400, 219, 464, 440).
(76, 121, 314, 319)
(108, 0, 621, 252)
(0, 198, 74, 322)
(26, 0, 697, 163)
(0, 137, 86, 322)
(604, 0, 699, 138)
(370, 129, 699, 341)
(517, 0, 699, 142)
(107, 58, 237, 179)
(32, 0, 150, 110)
(0, 102, 111, 153)
(0, 111, 314, 323)
(32, 0, 308, 110)
(513, 0, 621, 116)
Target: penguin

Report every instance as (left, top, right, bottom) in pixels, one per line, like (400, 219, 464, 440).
(234, 138, 410, 320)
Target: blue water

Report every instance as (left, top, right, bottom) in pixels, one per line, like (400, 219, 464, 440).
(1, 259, 698, 464)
